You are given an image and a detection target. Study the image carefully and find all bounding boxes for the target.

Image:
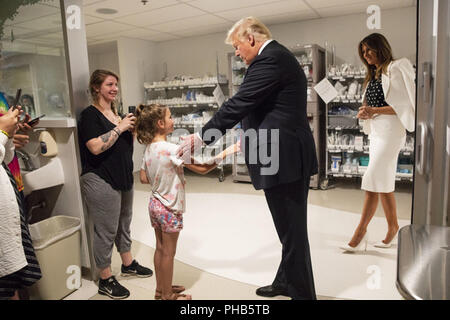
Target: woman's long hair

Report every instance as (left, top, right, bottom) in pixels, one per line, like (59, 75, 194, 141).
(135, 104, 167, 145)
(89, 69, 120, 115)
(358, 33, 394, 88)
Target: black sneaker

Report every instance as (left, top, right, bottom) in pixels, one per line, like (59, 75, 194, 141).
(98, 276, 130, 300)
(121, 260, 153, 278)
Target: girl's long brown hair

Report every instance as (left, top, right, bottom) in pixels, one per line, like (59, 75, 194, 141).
(135, 104, 167, 145)
(89, 69, 120, 115)
(358, 33, 394, 88)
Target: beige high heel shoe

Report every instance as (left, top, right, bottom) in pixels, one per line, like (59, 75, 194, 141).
(373, 241, 392, 248)
(340, 232, 369, 252)
(374, 229, 399, 248)
(374, 235, 397, 248)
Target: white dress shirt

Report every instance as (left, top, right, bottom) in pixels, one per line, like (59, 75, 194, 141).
(258, 39, 273, 55)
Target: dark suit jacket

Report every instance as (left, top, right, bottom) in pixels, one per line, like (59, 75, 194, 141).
(201, 40, 318, 190)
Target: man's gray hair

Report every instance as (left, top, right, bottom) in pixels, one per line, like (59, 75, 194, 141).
(225, 16, 272, 45)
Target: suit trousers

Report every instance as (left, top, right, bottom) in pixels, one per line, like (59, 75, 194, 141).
(263, 178, 316, 300)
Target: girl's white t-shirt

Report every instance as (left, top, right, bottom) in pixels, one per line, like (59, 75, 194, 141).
(141, 141, 186, 214)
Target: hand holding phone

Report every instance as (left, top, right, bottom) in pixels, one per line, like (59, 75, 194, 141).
(27, 114, 45, 127)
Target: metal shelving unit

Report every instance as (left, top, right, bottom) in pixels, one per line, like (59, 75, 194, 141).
(290, 44, 326, 189)
(324, 66, 415, 186)
(228, 53, 251, 183)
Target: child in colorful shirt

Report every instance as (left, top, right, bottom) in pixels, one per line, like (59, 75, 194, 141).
(136, 104, 239, 300)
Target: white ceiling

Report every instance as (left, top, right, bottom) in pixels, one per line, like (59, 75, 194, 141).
(1, 0, 416, 48)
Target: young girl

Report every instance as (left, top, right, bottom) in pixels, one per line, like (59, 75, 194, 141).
(135, 104, 239, 300)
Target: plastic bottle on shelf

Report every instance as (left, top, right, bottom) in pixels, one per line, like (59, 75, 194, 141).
(351, 158, 359, 174)
(342, 153, 352, 173)
(331, 155, 341, 173)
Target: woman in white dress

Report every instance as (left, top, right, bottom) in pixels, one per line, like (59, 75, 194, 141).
(340, 33, 415, 252)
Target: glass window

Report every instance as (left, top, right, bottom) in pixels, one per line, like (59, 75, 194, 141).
(0, 0, 71, 118)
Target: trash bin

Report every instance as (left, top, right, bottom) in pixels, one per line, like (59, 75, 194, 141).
(28, 215, 82, 300)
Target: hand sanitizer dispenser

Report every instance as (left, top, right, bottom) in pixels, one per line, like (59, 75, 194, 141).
(39, 130, 58, 157)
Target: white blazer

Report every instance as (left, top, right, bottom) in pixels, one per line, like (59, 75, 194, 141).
(0, 133, 27, 278)
(362, 58, 416, 134)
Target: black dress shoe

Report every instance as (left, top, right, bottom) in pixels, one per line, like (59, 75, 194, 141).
(256, 285, 289, 297)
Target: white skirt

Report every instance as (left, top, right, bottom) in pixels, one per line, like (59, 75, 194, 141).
(361, 115, 406, 193)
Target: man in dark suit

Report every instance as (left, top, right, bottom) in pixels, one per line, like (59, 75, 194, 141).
(177, 16, 318, 300)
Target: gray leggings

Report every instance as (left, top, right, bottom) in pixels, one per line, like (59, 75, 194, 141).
(80, 172, 133, 269)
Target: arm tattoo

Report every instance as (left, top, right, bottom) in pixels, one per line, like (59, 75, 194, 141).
(99, 129, 120, 152)
(101, 131, 111, 143)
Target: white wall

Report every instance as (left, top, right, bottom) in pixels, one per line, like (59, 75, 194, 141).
(270, 6, 417, 65)
(88, 50, 120, 76)
(117, 37, 159, 107)
(155, 32, 231, 80)
(155, 6, 417, 79)
(117, 37, 159, 172)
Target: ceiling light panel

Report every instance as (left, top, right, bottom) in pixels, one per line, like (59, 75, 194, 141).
(187, 0, 280, 13)
(215, 0, 312, 21)
(260, 10, 319, 25)
(98, 28, 161, 41)
(304, 0, 375, 9)
(172, 22, 231, 37)
(149, 14, 229, 33)
(84, 0, 178, 19)
(315, 0, 415, 18)
(86, 21, 136, 37)
(84, 14, 104, 25)
(115, 3, 205, 27)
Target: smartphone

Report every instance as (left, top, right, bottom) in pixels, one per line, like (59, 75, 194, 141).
(128, 106, 136, 115)
(27, 114, 45, 126)
(11, 88, 22, 110)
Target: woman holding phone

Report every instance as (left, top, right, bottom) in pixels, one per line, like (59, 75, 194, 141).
(78, 70, 153, 300)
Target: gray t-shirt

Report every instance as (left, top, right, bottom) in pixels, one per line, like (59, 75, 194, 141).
(141, 141, 186, 214)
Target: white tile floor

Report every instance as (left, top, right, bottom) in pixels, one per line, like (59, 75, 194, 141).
(130, 191, 408, 300)
(66, 170, 412, 300)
